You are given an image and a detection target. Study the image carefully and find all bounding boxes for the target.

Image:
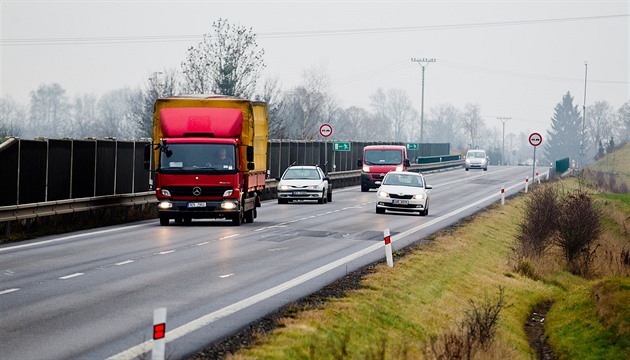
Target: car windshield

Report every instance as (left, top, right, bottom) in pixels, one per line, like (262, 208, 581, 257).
(283, 168, 321, 180)
(364, 150, 402, 165)
(467, 151, 485, 159)
(159, 143, 236, 174)
(383, 174, 424, 187)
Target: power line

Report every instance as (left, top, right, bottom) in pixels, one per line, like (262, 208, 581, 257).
(2, 13, 628, 46)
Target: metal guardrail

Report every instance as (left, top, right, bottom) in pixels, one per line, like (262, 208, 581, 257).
(0, 160, 463, 223)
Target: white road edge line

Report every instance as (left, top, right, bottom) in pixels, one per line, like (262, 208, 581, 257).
(108, 178, 526, 360)
(0, 224, 148, 253)
(59, 273, 84, 280)
(0, 288, 20, 295)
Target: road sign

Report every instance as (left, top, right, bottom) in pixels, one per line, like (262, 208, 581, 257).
(529, 132, 542, 147)
(319, 123, 333, 138)
(334, 142, 351, 151)
(406, 143, 419, 150)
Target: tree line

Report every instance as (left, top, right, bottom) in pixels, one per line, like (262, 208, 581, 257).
(1, 19, 629, 165)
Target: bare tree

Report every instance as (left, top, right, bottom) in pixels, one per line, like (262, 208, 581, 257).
(426, 104, 461, 144)
(27, 83, 70, 138)
(616, 100, 630, 142)
(69, 94, 99, 138)
(369, 88, 394, 141)
(0, 96, 26, 139)
(285, 65, 337, 140)
(385, 89, 418, 142)
(334, 106, 372, 141)
(461, 103, 484, 148)
(137, 69, 180, 137)
(97, 88, 140, 139)
(181, 18, 265, 98)
(586, 100, 615, 158)
(258, 77, 290, 139)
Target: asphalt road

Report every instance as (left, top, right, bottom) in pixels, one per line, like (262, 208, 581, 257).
(0, 166, 541, 360)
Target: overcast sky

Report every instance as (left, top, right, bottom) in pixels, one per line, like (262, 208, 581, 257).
(1, 0, 629, 137)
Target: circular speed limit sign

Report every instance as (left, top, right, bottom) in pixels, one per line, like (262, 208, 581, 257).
(319, 123, 333, 137)
(529, 132, 542, 147)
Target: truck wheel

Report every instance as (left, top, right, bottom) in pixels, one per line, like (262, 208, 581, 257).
(361, 185, 369, 192)
(244, 209, 255, 223)
(159, 216, 169, 226)
(232, 212, 242, 226)
(327, 189, 332, 203)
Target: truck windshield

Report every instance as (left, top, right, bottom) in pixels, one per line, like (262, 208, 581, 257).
(364, 150, 402, 165)
(159, 143, 236, 174)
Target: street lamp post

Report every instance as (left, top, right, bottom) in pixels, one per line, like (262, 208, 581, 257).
(497, 116, 511, 166)
(411, 58, 436, 146)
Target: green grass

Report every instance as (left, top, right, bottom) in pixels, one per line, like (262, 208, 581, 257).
(225, 180, 630, 360)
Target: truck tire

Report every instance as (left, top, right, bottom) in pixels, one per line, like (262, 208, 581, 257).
(159, 215, 169, 226)
(244, 209, 255, 223)
(327, 189, 332, 203)
(232, 212, 242, 226)
(361, 185, 369, 192)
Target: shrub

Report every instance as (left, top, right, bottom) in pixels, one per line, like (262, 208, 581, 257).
(555, 189, 602, 276)
(517, 185, 560, 257)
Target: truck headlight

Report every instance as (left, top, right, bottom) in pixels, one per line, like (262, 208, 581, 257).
(158, 201, 172, 209)
(223, 189, 233, 197)
(362, 165, 370, 172)
(160, 189, 171, 196)
(221, 201, 237, 210)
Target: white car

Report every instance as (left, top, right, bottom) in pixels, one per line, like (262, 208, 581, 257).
(464, 149, 489, 171)
(376, 171, 432, 216)
(276, 165, 332, 204)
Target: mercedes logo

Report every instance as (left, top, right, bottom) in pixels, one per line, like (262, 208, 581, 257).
(192, 187, 202, 196)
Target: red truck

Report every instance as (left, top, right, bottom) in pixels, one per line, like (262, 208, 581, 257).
(146, 95, 268, 226)
(357, 145, 410, 192)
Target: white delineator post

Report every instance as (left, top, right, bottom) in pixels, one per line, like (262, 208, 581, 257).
(525, 177, 529, 193)
(384, 228, 393, 267)
(536, 170, 540, 184)
(152, 307, 167, 360)
(501, 186, 505, 205)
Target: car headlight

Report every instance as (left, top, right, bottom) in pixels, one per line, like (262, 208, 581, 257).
(378, 191, 389, 198)
(160, 189, 171, 196)
(307, 184, 322, 190)
(279, 185, 291, 191)
(396, 165, 403, 172)
(413, 193, 425, 200)
(465, 159, 471, 164)
(158, 201, 172, 209)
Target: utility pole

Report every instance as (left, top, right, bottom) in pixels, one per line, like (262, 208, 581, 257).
(411, 58, 436, 146)
(581, 61, 588, 169)
(497, 116, 511, 166)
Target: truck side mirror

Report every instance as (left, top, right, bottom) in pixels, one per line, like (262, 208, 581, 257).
(247, 162, 255, 171)
(246, 146, 254, 162)
(143, 144, 151, 171)
(404, 159, 410, 167)
(357, 158, 362, 168)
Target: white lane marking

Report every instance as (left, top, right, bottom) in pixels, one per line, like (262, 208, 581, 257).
(268, 247, 288, 252)
(115, 260, 134, 266)
(0, 224, 148, 253)
(219, 273, 234, 278)
(4, 270, 15, 276)
(196, 242, 210, 246)
(221, 234, 240, 239)
(0, 288, 20, 295)
(110, 178, 528, 360)
(59, 273, 84, 280)
(158, 250, 175, 255)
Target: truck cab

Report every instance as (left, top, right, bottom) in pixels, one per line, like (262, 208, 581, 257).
(357, 145, 410, 192)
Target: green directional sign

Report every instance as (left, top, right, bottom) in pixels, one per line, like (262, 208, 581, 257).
(406, 143, 419, 150)
(333, 142, 351, 151)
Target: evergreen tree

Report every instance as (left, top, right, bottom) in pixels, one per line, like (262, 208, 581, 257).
(544, 92, 583, 164)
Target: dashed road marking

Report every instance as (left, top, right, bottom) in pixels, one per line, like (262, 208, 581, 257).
(115, 260, 134, 266)
(219, 273, 234, 278)
(158, 250, 175, 255)
(0, 288, 20, 295)
(59, 273, 84, 280)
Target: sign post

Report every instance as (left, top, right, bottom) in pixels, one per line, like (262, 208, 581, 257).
(319, 124, 333, 172)
(528, 132, 542, 184)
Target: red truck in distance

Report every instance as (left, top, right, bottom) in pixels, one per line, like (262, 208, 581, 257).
(357, 145, 410, 192)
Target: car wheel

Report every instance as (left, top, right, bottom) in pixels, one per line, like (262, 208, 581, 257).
(376, 206, 385, 214)
(421, 201, 429, 216)
(159, 215, 169, 226)
(327, 189, 333, 202)
(484, 167, 488, 171)
(465, 168, 469, 171)
(278, 198, 288, 204)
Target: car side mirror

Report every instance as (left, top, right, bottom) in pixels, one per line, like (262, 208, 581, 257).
(425, 185, 433, 190)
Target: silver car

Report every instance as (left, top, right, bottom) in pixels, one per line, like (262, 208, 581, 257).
(276, 165, 332, 204)
(464, 149, 489, 171)
(376, 171, 432, 216)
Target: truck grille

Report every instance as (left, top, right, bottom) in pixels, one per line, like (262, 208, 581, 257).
(163, 186, 232, 197)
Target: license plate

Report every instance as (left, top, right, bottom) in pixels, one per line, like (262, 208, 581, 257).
(392, 199, 409, 205)
(293, 191, 307, 195)
(187, 202, 206, 208)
